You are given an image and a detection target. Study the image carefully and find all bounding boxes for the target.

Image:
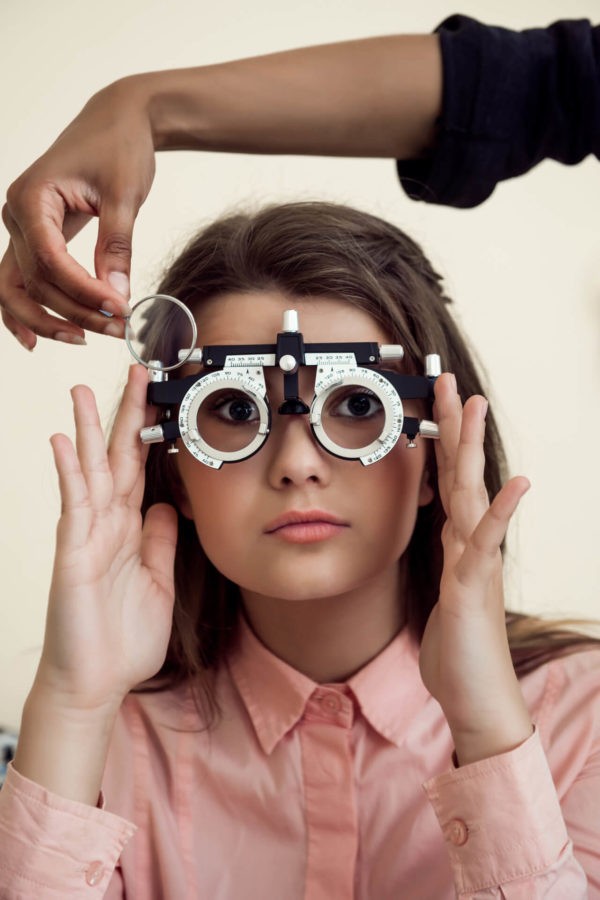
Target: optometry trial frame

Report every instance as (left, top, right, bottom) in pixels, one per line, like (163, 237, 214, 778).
(125, 294, 441, 469)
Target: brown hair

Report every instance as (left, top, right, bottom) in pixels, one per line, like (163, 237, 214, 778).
(135, 201, 599, 719)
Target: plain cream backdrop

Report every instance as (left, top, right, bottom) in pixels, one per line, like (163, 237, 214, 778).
(0, 0, 598, 730)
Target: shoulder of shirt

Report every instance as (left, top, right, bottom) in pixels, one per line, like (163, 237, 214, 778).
(116, 679, 203, 734)
(542, 644, 600, 684)
(521, 645, 600, 747)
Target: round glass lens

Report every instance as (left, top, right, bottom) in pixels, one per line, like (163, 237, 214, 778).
(321, 385, 385, 450)
(196, 388, 262, 453)
(125, 294, 196, 370)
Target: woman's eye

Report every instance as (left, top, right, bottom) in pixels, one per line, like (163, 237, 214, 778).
(210, 394, 259, 424)
(330, 390, 382, 418)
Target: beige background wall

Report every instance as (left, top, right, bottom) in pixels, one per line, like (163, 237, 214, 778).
(1, 0, 598, 730)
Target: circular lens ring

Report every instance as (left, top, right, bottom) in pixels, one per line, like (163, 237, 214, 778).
(124, 294, 198, 372)
(179, 369, 270, 467)
(310, 367, 403, 464)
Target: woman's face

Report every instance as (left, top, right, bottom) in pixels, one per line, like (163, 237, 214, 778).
(175, 291, 434, 603)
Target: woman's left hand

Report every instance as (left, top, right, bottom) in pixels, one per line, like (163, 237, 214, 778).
(418, 373, 533, 766)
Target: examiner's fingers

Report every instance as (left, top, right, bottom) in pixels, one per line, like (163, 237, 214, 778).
(0, 242, 126, 346)
(1, 303, 37, 351)
(0, 242, 84, 348)
(452, 476, 531, 594)
(93, 195, 137, 302)
(3, 190, 130, 326)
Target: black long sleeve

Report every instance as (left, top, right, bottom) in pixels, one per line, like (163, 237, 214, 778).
(397, 14, 600, 208)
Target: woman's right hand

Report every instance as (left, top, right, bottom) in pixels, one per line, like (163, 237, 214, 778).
(34, 363, 178, 716)
(0, 77, 156, 350)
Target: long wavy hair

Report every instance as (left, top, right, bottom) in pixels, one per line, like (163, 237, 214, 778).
(134, 201, 599, 723)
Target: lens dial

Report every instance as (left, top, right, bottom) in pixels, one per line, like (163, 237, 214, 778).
(310, 367, 404, 465)
(178, 368, 270, 467)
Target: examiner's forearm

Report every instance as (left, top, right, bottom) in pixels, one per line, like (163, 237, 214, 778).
(127, 34, 441, 159)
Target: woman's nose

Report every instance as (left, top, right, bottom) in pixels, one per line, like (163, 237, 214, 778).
(265, 413, 332, 488)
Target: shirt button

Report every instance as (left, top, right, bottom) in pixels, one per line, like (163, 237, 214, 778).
(321, 693, 341, 713)
(85, 861, 105, 886)
(447, 818, 469, 846)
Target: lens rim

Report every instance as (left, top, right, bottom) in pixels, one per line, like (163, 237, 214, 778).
(310, 367, 404, 465)
(178, 368, 270, 467)
(124, 294, 198, 372)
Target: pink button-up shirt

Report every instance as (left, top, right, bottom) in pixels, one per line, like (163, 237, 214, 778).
(1, 616, 599, 898)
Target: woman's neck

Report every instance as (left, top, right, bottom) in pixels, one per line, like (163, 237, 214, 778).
(240, 566, 406, 683)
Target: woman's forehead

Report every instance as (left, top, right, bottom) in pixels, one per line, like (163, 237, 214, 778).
(192, 291, 390, 346)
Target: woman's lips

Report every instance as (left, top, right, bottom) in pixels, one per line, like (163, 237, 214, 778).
(264, 510, 349, 544)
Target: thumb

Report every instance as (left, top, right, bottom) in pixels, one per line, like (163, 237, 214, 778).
(94, 200, 136, 309)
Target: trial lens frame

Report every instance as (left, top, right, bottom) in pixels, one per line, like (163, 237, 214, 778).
(129, 300, 441, 469)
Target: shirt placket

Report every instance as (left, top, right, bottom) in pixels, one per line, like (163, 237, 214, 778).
(299, 685, 357, 900)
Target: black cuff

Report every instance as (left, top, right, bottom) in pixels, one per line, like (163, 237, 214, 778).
(397, 14, 600, 208)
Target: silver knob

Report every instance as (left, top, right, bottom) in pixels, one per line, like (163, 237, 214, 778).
(425, 354, 442, 377)
(140, 425, 165, 445)
(279, 354, 298, 373)
(379, 344, 405, 361)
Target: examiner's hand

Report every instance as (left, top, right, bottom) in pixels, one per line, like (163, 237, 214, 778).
(419, 373, 533, 766)
(0, 79, 156, 350)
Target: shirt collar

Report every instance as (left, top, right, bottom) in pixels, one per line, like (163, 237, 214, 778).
(227, 614, 431, 755)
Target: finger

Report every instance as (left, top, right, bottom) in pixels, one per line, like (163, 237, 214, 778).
(128, 391, 160, 512)
(453, 476, 531, 592)
(140, 503, 178, 597)
(50, 432, 94, 550)
(94, 196, 136, 302)
(432, 373, 463, 511)
(0, 242, 82, 344)
(71, 384, 114, 511)
(4, 189, 131, 317)
(0, 242, 127, 342)
(448, 394, 490, 537)
(108, 364, 154, 504)
(1, 304, 36, 351)
(50, 432, 90, 511)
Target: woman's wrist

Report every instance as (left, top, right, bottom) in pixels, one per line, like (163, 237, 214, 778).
(13, 685, 123, 805)
(448, 695, 534, 767)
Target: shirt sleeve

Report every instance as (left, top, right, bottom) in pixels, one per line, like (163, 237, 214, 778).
(0, 763, 135, 898)
(397, 14, 600, 208)
(423, 728, 590, 897)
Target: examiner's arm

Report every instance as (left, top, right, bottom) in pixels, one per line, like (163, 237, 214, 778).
(0, 35, 442, 349)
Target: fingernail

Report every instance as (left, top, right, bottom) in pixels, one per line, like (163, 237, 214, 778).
(481, 399, 489, 419)
(15, 333, 33, 351)
(101, 300, 121, 316)
(104, 321, 124, 338)
(108, 271, 130, 301)
(449, 373, 457, 391)
(55, 331, 87, 346)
